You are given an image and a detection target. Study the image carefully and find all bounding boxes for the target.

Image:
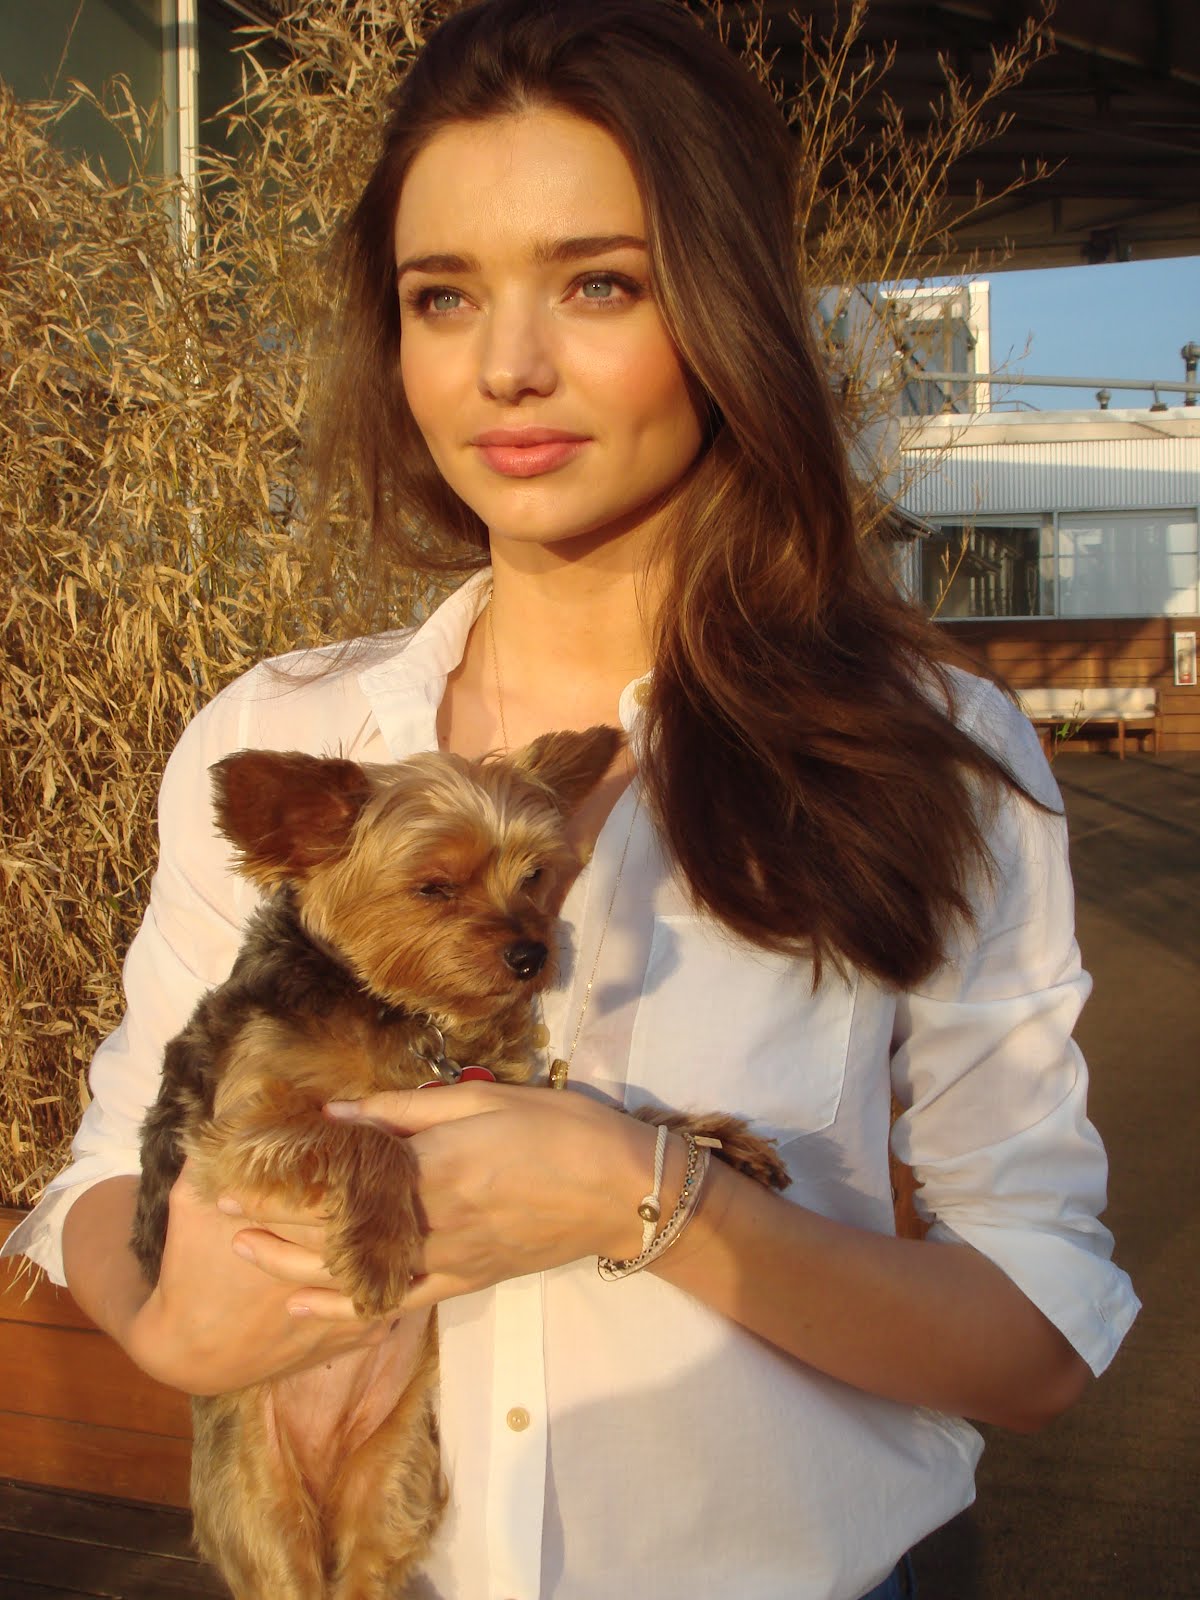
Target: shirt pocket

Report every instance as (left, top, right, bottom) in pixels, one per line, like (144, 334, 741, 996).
(625, 915, 857, 1145)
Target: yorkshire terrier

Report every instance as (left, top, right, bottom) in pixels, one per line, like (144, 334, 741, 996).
(131, 726, 788, 1599)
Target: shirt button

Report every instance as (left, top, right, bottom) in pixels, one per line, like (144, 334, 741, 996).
(506, 1406, 531, 1432)
(633, 679, 652, 707)
(531, 1023, 550, 1049)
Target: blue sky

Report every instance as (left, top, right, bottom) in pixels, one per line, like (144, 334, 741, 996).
(985, 256, 1200, 412)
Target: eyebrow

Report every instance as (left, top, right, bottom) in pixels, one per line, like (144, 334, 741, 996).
(395, 233, 648, 279)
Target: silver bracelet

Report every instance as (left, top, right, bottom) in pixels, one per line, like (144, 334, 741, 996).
(597, 1133, 717, 1281)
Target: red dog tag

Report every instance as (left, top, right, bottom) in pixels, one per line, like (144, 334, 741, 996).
(417, 1065, 497, 1089)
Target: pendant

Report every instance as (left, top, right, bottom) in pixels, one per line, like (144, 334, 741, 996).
(548, 1058, 570, 1090)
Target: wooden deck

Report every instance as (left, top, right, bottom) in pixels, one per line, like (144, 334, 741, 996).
(0, 1480, 225, 1599)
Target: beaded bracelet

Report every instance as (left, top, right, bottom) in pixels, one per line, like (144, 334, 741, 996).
(597, 1132, 718, 1281)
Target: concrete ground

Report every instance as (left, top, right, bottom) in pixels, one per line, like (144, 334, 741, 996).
(912, 752, 1200, 1599)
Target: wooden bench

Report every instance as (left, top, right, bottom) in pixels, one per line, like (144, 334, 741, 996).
(1017, 687, 1160, 760)
(0, 1208, 192, 1508)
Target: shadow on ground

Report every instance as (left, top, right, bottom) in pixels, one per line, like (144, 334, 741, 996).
(911, 754, 1200, 1600)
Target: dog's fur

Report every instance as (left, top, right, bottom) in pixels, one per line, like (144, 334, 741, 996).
(131, 726, 788, 1599)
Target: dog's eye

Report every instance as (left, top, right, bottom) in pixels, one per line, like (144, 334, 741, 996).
(522, 868, 543, 886)
(417, 881, 454, 899)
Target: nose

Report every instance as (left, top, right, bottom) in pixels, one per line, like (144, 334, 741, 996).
(479, 294, 557, 402)
(503, 939, 548, 980)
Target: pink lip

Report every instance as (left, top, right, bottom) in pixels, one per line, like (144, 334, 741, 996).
(472, 427, 589, 479)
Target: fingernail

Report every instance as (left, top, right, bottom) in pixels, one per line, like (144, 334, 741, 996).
(324, 1100, 361, 1120)
(232, 1239, 255, 1263)
(216, 1196, 244, 1216)
(288, 1302, 312, 1318)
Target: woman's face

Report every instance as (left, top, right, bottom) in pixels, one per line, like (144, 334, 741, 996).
(394, 107, 705, 556)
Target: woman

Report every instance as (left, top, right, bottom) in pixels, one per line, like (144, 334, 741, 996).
(5, 3, 1138, 1597)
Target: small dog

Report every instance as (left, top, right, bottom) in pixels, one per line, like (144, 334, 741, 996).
(131, 726, 788, 1599)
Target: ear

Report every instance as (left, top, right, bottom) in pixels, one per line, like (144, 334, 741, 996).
(211, 750, 375, 886)
(512, 725, 625, 813)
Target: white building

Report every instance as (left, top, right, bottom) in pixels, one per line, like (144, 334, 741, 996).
(898, 405, 1200, 750)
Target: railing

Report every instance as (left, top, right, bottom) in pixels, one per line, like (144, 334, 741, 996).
(902, 370, 1200, 407)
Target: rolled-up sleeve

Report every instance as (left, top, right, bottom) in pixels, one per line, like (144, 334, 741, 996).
(889, 683, 1140, 1377)
(2, 686, 257, 1283)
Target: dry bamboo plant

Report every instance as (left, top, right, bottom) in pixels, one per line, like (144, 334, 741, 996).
(0, 0, 1054, 1208)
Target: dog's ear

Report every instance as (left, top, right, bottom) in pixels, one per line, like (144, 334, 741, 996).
(211, 751, 374, 886)
(512, 725, 624, 813)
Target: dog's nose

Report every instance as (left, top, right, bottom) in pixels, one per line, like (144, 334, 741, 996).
(503, 939, 547, 980)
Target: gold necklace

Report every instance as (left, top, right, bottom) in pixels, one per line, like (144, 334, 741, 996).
(487, 597, 511, 753)
(546, 801, 638, 1089)
(488, 596, 638, 1090)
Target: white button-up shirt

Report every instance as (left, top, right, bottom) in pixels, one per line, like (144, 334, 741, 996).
(5, 571, 1139, 1600)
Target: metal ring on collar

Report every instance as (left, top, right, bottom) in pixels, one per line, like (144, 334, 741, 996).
(409, 1021, 463, 1082)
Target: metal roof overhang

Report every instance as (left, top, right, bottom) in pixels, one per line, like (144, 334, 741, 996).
(220, 0, 1200, 272)
(725, 0, 1200, 271)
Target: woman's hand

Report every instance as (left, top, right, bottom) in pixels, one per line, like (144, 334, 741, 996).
(285, 1082, 659, 1320)
(125, 1159, 429, 1396)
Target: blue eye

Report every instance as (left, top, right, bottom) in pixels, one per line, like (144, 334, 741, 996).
(406, 286, 463, 316)
(574, 272, 643, 307)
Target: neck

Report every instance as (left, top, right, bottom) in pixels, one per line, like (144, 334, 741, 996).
(487, 532, 659, 688)
(438, 523, 665, 763)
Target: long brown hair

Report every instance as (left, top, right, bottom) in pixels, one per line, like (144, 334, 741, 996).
(314, 0, 1032, 989)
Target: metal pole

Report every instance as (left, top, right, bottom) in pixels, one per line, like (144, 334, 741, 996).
(902, 369, 1200, 400)
(903, 368, 1200, 400)
(176, 0, 200, 260)
(1183, 343, 1200, 408)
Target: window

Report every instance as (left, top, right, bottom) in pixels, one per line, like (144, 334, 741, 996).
(1057, 512, 1200, 618)
(0, 0, 169, 178)
(1, 1, 287, 242)
(199, 2, 287, 167)
(922, 511, 1200, 620)
(919, 522, 1051, 619)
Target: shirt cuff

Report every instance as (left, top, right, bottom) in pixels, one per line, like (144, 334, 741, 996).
(0, 1159, 143, 1287)
(927, 1215, 1141, 1377)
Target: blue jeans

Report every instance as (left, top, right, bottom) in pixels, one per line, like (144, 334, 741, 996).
(858, 1553, 916, 1600)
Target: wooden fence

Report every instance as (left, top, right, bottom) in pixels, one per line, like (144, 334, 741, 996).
(944, 615, 1200, 751)
(0, 1209, 190, 1507)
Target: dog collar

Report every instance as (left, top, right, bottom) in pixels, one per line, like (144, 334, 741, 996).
(409, 1018, 496, 1089)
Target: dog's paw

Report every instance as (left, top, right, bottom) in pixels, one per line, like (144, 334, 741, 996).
(344, 1241, 418, 1320)
(331, 1200, 423, 1319)
(326, 1130, 425, 1318)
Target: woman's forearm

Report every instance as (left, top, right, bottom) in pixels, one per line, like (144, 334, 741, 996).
(60, 1176, 153, 1345)
(295, 1085, 1093, 1430)
(62, 1165, 431, 1396)
(651, 1152, 1091, 1432)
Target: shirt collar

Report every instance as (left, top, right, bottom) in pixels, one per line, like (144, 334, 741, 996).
(356, 569, 492, 759)
(357, 568, 651, 757)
